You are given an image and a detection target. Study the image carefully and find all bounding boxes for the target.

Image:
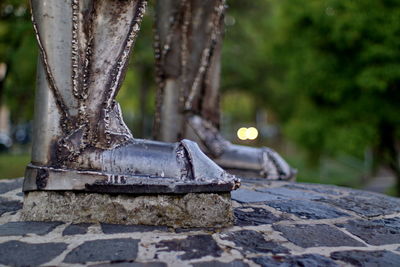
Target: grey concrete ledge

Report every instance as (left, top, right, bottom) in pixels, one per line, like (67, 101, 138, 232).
(21, 191, 233, 228)
(0, 177, 400, 266)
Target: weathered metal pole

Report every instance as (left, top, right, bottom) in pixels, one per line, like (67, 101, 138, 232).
(23, 0, 239, 195)
(153, 0, 296, 180)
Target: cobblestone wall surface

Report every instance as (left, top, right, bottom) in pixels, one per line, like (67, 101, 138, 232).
(0, 178, 399, 266)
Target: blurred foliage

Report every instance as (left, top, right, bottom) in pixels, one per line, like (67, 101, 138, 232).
(266, 0, 400, 192)
(0, 0, 36, 122)
(0, 153, 29, 179)
(0, 1, 399, 193)
(222, 0, 400, 192)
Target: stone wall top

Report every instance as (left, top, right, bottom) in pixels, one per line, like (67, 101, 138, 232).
(0, 178, 399, 266)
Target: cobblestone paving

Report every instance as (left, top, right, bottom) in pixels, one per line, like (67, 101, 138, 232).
(0, 178, 399, 266)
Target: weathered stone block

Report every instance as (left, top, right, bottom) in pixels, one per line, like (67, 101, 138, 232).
(21, 191, 233, 228)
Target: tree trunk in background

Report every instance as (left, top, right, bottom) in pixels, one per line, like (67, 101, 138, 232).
(153, 0, 224, 142)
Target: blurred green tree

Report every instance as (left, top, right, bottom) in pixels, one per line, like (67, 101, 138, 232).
(264, 0, 400, 193)
(0, 0, 36, 122)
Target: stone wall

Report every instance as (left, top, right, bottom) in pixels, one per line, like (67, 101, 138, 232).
(0, 178, 399, 266)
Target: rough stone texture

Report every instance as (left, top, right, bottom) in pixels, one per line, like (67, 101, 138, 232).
(0, 221, 63, 236)
(0, 240, 67, 266)
(64, 238, 139, 263)
(101, 223, 168, 234)
(319, 190, 400, 217)
(91, 262, 167, 267)
(234, 206, 284, 226)
(0, 197, 22, 215)
(267, 200, 350, 220)
(21, 191, 233, 228)
(273, 224, 366, 248)
(0, 178, 23, 194)
(0, 178, 400, 266)
(337, 218, 400, 245)
(155, 235, 222, 260)
(231, 188, 282, 203)
(331, 250, 400, 267)
(62, 223, 91, 236)
(257, 187, 326, 200)
(252, 254, 339, 267)
(221, 230, 289, 254)
(192, 260, 249, 267)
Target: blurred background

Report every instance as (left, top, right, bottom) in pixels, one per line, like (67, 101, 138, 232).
(0, 0, 399, 196)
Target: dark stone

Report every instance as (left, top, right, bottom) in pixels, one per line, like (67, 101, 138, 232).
(221, 230, 289, 254)
(0, 221, 63, 236)
(0, 197, 22, 215)
(16, 192, 23, 197)
(156, 235, 222, 260)
(319, 192, 400, 218)
(64, 238, 139, 263)
(266, 200, 349, 220)
(234, 206, 283, 226)
(252, 254, 339, 267)
(0, 178, 23, 194)
(175, 227, 216, 233)
(62, 223, 91, 236)
(273, 224, 365, 248)
(0, 240, 67, 266)
(331, 250, 400, 267)
(283, 184, 343, 196)
(231, 189, 281, 203)
(193, 260, 249, 267)
(101, 223, 168, 234)
(91, 262, 167, 267)
(256, 187, 326, 200)
(337, 218, 400, 245)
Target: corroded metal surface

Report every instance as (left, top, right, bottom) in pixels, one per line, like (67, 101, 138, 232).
(153, 0, 296, 180)
(25, 0, 239, 194)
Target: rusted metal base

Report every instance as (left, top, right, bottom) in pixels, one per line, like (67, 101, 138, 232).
(23, 164, 238, 194)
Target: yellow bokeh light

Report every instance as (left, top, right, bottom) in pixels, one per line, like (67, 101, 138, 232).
(247, 127, 259, 140)
(237, 127, 248, 140)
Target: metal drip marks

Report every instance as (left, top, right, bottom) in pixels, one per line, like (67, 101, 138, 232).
(180, 0, 191, 109)
(184, 0, 226, 110)
(153, 0, 189, 137)
(103, 0, 147, 145)
(71, 0, 80, 100)
(105, 0, 146, 106)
